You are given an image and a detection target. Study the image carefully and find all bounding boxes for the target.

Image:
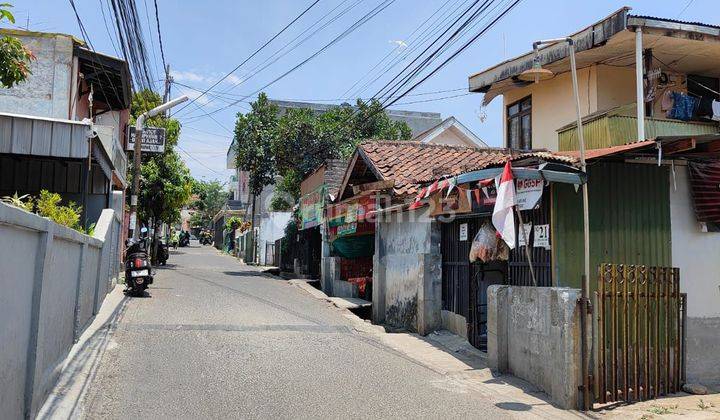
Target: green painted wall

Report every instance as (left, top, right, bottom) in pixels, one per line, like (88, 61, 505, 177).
(552, 162, 672, 290)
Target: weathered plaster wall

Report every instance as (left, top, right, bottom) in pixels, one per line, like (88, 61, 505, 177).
(0, 33, 74, 119)
(487, 285, 583, 409)
(373, 211, 442, 334)
(670, 165, 720, 385)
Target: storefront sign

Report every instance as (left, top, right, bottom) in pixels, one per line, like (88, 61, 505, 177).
(337, 222, 357, 236)
(516, 179, 544, 210)
(345, 203, 358, 223)
(534, 224, 550, 249)
(300, 185, 325, 230)
(126, 127, 166, 153)
(459, 223, 468, 241)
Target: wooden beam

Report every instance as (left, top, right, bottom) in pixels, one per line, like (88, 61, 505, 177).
(663, 138, 696, 155)
(352, 179, 394, 195)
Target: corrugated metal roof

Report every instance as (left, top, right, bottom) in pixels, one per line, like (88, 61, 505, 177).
(627, 14, 720, 31)
(0, 112, 91, 159)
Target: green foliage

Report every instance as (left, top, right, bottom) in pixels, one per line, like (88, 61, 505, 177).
(269, 170, 300, 211)
(0, 4, 34, 88)
(270, 98, 412, 205)
(139, 149, 192, 225)
(230, 93, 412, 210)
(233, 93, 278, 197)
(129, 89, 192, 226)
(189, 179, 228, 227)
(1, 191, 33, 211)
(36, 190, 82, 230)
(224, 216, 241, 231)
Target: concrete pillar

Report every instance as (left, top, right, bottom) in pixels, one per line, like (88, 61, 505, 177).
(416, 220, 442, 335)
(487, 285, 509, 372)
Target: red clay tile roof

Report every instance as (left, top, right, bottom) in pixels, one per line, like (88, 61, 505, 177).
(357, 141, 574, 197)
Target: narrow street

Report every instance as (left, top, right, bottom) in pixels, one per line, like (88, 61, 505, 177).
(46, 244, 570, 419)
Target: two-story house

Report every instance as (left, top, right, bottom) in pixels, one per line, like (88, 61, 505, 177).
(0, 29, 132, 227)
(468, 7, 719, 390)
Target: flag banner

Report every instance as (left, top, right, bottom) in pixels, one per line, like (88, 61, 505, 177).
(492, 161, 516, 249)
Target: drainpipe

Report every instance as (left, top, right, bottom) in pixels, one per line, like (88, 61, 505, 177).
(635, 27, 646, 141)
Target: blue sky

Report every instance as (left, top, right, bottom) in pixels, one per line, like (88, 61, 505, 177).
(12, 0, 719, 181)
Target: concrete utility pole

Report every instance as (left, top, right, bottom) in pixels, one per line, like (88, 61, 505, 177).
(130, 95, 189, 240)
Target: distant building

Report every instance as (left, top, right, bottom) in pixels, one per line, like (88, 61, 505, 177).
(412, 116, 487, 148)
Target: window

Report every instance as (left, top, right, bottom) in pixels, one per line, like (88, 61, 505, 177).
(507, 96, 531, 150)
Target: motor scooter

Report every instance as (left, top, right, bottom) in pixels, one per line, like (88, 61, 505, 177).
(156, 239, 169, 266)
(124, 234, 153, 296)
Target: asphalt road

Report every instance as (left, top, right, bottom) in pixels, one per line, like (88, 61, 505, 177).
(82, 243, 519, 419)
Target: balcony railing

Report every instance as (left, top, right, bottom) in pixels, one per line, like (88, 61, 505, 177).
(557, 105, 719, 151)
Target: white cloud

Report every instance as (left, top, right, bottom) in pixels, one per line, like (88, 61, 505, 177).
(170, 70, 207, 83)
(225, 74, 243, 86)
(389, 40, 407, 48)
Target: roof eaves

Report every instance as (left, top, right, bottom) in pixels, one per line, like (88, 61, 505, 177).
(467, 6, 630, 93)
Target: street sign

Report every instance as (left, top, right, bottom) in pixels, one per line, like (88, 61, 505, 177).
(126, 127, 166, 153)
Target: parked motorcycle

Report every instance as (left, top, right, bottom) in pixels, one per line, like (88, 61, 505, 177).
(124, 238, 153, 296)
(156, 240, 169, 266)
(200, 230, 212, 245)
(179, 231, 190, 247)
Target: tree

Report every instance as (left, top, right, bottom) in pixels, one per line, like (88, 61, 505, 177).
(189, 179, 228, 228)
(233, 93, 278, 198)
(233, 93, 279, 262)
(271, 98, 412, 206)
(0, 4, 34, 88)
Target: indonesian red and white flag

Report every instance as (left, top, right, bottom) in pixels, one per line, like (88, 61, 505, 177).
(492, 161, 516, 249)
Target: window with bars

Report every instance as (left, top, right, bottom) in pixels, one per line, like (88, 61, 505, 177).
(507, 96, 532, 150)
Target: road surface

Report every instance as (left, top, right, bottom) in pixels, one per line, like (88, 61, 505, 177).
(67, 244, 561, 419)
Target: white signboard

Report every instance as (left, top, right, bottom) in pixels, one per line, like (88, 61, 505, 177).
(534, 224, 550, 249)
(459, 223, 468, 241)
(517, 223, 532, 247)
(516, 179, 544, 210)
(126, 127, 166, 153)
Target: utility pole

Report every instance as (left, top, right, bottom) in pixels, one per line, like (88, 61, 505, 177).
(130, 95, 189, 241)
(163, 64, 172, 112)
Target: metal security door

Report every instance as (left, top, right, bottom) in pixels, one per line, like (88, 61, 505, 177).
(595, 264, 685, 405)
(441, 216, 506, 351)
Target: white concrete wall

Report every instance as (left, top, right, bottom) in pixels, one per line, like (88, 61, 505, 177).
(0, 202, 121, 419)
(257, 212, 292, 266)
(671, 166, 720, 318)
(670, 166, 720, 385)
(0, 33, 74, 119)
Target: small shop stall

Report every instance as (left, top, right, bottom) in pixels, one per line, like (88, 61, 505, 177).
(325, 193, 377, 300)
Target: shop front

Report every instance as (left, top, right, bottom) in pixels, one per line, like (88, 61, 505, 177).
(324, 194, 376, 300)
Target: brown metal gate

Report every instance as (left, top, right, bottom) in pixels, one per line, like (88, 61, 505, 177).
(595, 264, 686, 405)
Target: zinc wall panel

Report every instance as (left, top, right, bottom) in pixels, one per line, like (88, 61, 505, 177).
(552, 162, 671, 290)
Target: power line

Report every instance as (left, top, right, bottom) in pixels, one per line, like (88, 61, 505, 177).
(383, 0, 521, 108)
(349, 0, 472, 99)
(153, 0, 167, 73)
(342, 0, 460, 98)
(181, 0, 399, 123)
(173, 79, 467, 103)
(68, 0, 125, 108)
(176, 144, 226, 176)
(204, 0, 362, 103)
(171, 0, 321, 116)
